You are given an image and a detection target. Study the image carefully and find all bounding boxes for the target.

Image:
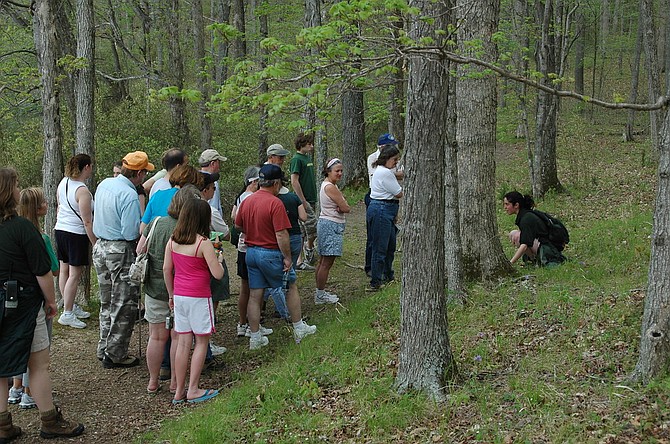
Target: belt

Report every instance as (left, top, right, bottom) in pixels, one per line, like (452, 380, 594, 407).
(371, 199, 399, 204)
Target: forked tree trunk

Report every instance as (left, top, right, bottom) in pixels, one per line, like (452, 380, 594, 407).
(396, 0, 457, 401)
(456, 0, 512, 280)
(630, 107, 670, 384)
(33, 0, 64, 242)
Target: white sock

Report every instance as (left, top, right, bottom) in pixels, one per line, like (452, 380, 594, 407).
(292, 320, 304, 329)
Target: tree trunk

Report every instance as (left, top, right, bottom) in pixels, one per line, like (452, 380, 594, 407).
(304, 0, 327, 178)
(230, 0, 246, 60)
(211, 0, 231, 85)
(574, 11, 585, 95)
(625, 18, 643, 143)
(252, 0, 269, 164)
(629, 106, 670, 384)
(53, 0, 76, 143)
(531, 0, 564, 198)
(641, 0, 662, 154)
(33, 0, 65, 243)
(341, 88, 367, 188)
(396, 0, 457, 401)
(192, 0, 213, 152)
(388, 14, 405, 145)
(166, 0, 190, 149)
(456, 0, 512, 280)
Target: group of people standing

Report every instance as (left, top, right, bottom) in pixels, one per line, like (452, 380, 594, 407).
(0, 130, 407, 440)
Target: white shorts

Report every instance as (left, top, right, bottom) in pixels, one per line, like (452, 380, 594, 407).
(173, 295, 215, 336)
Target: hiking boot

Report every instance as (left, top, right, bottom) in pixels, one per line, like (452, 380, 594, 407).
(365, 284, 381, 293)
(236, 323, 248, 337)
(57, 312, 86, 329)
(296, 262, 315, 271)
(209, 342, 227, 356)
(0, 411, 22, 443)
(314, 290, 339, 305)
(72, 304, 90, 319)
(39, 406, 84, 439)
(7, 387, 23, 405)
(101, 354, 140, 369)
(293, 322, 317, 344)
(19, 393, 36, 410)
(249, 335, 269, 350)
(245, 324, 273, 337)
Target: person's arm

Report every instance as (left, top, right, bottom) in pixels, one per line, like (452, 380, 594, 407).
(291, 173, 309, 209)
(210, 208, 230, 240)
(324, 183, 350, 213)
(76, 187, 97, 245)
(163, 242, 175, 310)
(297, 203, 307, 221)
(36, 273, 58, 320)
(275, 229, 292, 271)
(201, 236, 225, 280)
(510, 244, 528, 264)
(394, 191, 403, 199)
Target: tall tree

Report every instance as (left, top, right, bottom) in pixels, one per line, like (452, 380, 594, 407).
(75, 0, 95, 157)
(341, 46, 367, 187)
(230, 0, 246, 59)
(304, 0, 327, 172)
(165, 0, 190, 148)
(456, 0, 512, 280)
(33, 0, 64, 239)
(624, 18, 643, 142)
(396, 0, 457, 401)
(641, 0, 662, 154)
(192, 0, 213, 152)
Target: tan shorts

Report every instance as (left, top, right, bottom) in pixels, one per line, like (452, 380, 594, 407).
(31, 307, 50, 353)
(144, 295, 170, 324)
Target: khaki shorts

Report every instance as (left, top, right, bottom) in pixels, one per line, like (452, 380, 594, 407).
(144, 295, 170, 324)
(31, 307, 50, 353)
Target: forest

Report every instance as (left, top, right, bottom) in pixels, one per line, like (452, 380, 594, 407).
(3, 0, 670, 436)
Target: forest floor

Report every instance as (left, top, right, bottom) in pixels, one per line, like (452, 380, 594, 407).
(8, 199, 372, 444)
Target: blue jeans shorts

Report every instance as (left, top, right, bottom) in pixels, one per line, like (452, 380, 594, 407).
(246, 246, 297, 289)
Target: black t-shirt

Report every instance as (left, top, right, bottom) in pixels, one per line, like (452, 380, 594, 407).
(0, 216, 51, 286)
(515, 209, 549, 248)
(278, 192, 302, 236)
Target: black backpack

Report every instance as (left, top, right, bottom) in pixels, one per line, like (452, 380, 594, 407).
(531, 210, 570, 251)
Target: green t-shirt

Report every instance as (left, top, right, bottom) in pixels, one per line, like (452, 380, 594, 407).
(289, 151, 317, 204)
(42, 234, 59, 273)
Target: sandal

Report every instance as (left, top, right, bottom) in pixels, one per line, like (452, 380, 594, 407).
(187, 389, 219, 404)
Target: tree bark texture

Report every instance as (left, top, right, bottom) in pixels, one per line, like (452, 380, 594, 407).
(630, 107, 670, 384)
(625, 19, 643, 142)
(256, 0, 269, 164)
(396, 0, 458, 401)
(531, 0, 564, 198)
(574, 11, 585, 95)
(388, 14, 405, 145)
(165, 0, 190, 149)
(341, 89, 367, 188)
(53, 0, 76, 141)
(456, 0, 512, 280)
(33, 0, 65, 241)
(192, 0, 213, 152)
(230, 0, 246, 60)
(641, 0, 662, 154)
(75, 0, 95, 158)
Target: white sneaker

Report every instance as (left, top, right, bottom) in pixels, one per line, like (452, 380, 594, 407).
(236, 323, 248, 337)
(293, 322, 317, 344)
(249, 335, 269, 350)
(210, 342, 227, 356)
(58, 312, 86, 329)
(245, 324, 273, 337)
(314, 290, 339, 305)
(8, 387, 23, 404)
(19, 392, 36, 409)
(72, 304, 90, 319)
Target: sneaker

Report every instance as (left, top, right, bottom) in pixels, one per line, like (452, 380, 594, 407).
(19, 393, 36, 410)
(245, 324, 273, 337)
(365, 284, 381, 293)
(236, 323, 248, 337)
(249, 335, 269, 350)
(8, 387, 23, 404)
(296, 262, 315, 271)
(209, 342, 227, 356)
(293, 322, 317, 344)
(72, 304, 90, 319)
(304, 247, 315, 264)
(58, 312, 86, 329)
(102, 354, 140, 369)
(314, 290, 339, 305)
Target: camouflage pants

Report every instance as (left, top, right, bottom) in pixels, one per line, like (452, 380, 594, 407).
(93, 240, 139, 362)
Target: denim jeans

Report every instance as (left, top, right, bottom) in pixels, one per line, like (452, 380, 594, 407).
(364, 190, 372, 273)
(262, 234, 302, 320)
(366, 199, 399, 287)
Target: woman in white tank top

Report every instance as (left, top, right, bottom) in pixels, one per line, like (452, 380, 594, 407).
(54, 154, 96, 329)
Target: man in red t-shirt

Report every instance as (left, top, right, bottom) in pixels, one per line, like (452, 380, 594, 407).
(235, 164, 316, 349)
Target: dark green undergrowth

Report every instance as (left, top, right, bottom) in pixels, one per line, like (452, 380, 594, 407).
(145, 110, 670, 443)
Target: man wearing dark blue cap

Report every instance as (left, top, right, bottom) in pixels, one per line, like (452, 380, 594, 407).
(365, 134, 404, 276)
(235, 164, 316, 350)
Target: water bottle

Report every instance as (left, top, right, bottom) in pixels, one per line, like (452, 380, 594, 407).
(282, 271, 290, 292)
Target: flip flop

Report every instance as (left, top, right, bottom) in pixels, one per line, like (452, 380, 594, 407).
(172, 397, 185, 405)
(147, 385, 161, 395)
(187, 389, 219, 404)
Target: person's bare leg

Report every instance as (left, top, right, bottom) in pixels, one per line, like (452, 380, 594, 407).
(173, 333, 191, 401)
(186, 335, 210, 400)
(238, 280, 249, 325)
(246, 288, 264, 333)
(286, 283, 302, 323)
(61, 265, 83, 312)
(26, 348, 54, 412)
(316, 256, 335, 290)
(146, 323, 168, 392)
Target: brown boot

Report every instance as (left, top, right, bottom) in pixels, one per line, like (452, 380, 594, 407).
(0, 411, 22, 444)
(39, 406, 84, 439)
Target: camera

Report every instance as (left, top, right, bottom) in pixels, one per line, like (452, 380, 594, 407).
(4, 280, 18, 310)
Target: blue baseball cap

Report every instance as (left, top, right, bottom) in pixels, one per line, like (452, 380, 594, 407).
(259, 164, 285, 181)
(377, 133, 399, 146)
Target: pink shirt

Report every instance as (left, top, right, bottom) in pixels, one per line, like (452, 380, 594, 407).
(171, 238, 211, 297)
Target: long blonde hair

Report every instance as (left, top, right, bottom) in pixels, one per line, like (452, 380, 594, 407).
(18, 187, 45, 233)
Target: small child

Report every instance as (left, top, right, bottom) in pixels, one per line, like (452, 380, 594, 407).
(11, 188, 59, 409)
(163, 198, 224, 404)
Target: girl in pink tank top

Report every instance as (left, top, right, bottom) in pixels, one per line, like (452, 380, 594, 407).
(163, 198, 224, 404)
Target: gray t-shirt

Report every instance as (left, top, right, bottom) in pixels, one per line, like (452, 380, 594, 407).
(143, 216, 177, 301)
